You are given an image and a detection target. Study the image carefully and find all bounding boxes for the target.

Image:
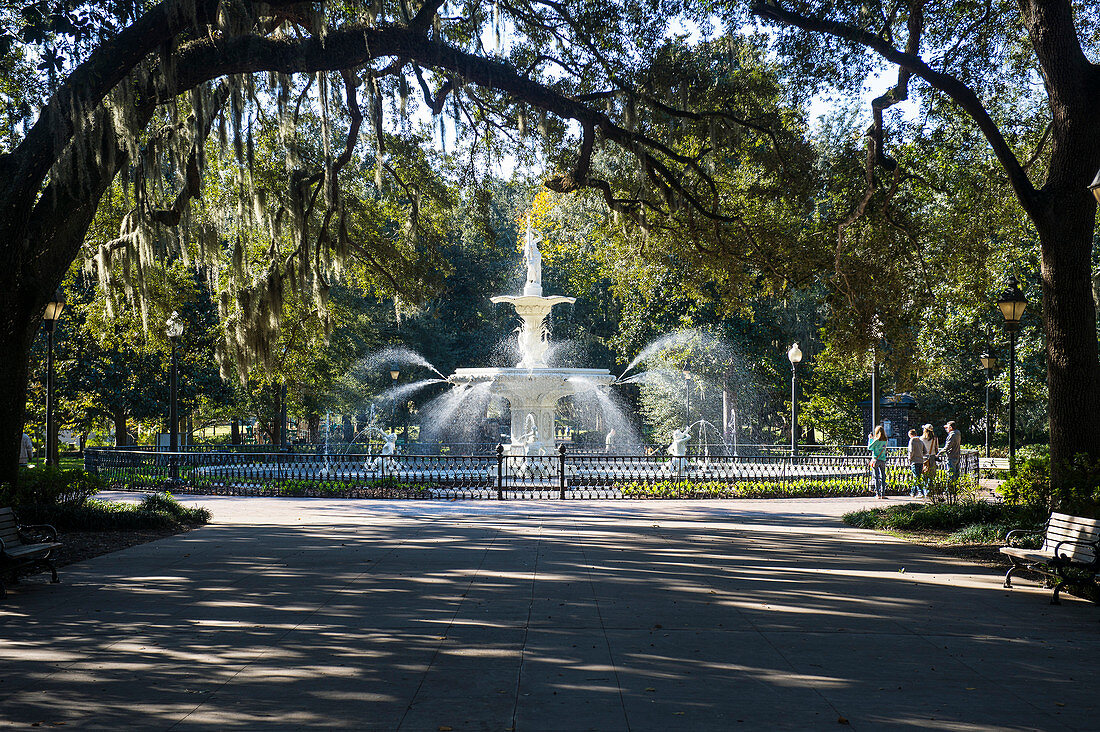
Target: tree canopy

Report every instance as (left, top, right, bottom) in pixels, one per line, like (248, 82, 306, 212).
(1, 0, 1097, 489)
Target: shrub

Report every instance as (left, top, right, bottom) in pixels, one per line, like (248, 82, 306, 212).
(946, 522, 1035, 545)
(842, 500, 1045, 538)
(999, 452, 1100, 514)
(999, 454, 1052, 508)
(274, 477, 432, 497)
(1, 466, 102, 507)
(13, 492, 210, 531)
(617, 477, 870, 499)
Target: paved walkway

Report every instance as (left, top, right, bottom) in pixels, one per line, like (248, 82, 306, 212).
(1, 496, 1097, 730)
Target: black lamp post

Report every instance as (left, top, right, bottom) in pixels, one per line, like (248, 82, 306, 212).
(787, 343, 802, 456)
(869, 315, 884, 441)
(996, 278, 1027, 473)
(979, 351, 999, 458)
(42, 289, 66, 466)
(165, 311, 184, 453)
(389, 364, 400, 432)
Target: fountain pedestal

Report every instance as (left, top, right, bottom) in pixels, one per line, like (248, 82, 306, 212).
(490, 295, 574, 369)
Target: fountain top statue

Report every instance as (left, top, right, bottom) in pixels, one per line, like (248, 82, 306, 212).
(490, 214, 573, 369)
(523, 215, 543, 297)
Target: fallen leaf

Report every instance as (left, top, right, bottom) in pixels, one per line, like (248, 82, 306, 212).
(838, 717, 850, 725)
(438, 727, 453, 731)
(645, 687, 656, 692)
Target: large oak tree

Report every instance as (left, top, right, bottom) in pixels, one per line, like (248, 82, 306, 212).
(747, 0, 1100, 481)
(0, 0, 800, 483)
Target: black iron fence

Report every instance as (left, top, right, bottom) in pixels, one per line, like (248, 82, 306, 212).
(85, 446, 979, 500)
(127, 440, 921, 458)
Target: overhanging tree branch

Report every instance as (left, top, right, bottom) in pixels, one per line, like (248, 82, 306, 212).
(751, 1, 1039, 218)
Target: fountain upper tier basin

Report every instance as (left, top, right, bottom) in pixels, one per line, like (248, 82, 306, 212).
(451, 367, 615, 385)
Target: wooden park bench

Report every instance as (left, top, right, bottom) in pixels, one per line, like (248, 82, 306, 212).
(979, 457, 1010, 472)
(1001, 512, 1100, 604)
(0, 507, 62, 599)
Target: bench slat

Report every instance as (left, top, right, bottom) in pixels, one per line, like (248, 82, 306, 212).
(1038, 514, 1100, 563)
(2, 542, 62, 559)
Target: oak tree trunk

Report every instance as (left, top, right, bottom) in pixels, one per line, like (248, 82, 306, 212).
(0, 309, 37, 487)
(1035, 192, 1100, 485)
(113, 408, 129, 447)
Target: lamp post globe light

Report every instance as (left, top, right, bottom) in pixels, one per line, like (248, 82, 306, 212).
(42, 289, 66, 466)
(787, 342, 803, 457)
(165, 311, 185, 455)
(979, 351, 1000, 458)
(1089, 168, 1100, 203)
(996, 278, 1027, 473)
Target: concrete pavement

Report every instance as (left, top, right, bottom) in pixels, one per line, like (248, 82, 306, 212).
(1, 495, 1097, 730)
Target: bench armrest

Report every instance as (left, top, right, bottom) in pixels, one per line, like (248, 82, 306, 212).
(1051, 539, 1100, 565)
(19, 524, 59, 543)
(1004, 528, 1043, 545)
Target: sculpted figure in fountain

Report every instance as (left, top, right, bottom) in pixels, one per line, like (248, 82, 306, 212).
(667, 427, 691, 472)
(368, 430, 401, 472)
(523, 215, 542, 297)
(518, 413, 548, 477)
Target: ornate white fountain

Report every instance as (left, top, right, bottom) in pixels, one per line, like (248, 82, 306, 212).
(450, 218, 615, 456)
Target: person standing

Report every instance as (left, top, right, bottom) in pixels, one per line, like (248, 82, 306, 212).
(907, 428, 926, 497)
(920, 424, 940, 499)
(942, 420, 962, 495)
(869, 424, 889, 499)
(18, 432, 35, 466)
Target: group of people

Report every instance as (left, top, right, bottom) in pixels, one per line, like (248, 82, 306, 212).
(867, 421, 962, 499)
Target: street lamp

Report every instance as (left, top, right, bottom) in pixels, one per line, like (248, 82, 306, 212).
(979, 351, 1000, 458)
(996, 277, 1027, 473)
(389, 364, 400, 433)
(42, 289, 66, 466)
(787, 343, 803, 456)
(1089, 168, 1100, 203)
(165, 311, 184, 454)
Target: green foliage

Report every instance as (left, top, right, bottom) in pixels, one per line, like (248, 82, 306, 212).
(999, 451, 1100, 515)
(618, 476, 868, 499)
(999, 454, 1052, 509)
(1, 466, 102, 508)
(843, 501, 1045, 536)
(12, 493, 210, 531)
(945, 523, 1024, 545)
(274, 477, 432, 497)
(186, 475, 434, 498)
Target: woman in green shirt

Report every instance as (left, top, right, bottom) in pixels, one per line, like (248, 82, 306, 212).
(869, 425, 889, 498)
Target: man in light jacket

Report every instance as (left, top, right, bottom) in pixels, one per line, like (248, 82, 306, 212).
(18, 432, 35, 466)
(942, 421, 962, 488)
